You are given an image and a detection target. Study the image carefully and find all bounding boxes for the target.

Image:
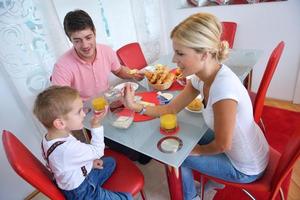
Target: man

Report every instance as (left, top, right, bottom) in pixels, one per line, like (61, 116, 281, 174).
(52, 9, 150, 164)
(52, 9, 143, 101)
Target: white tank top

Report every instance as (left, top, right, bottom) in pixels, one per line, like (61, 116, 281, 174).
(191, 65, 269, 175)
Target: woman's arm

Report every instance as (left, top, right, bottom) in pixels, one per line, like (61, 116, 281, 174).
(191, 99, 237, 155)
(123, 80, 200, 117)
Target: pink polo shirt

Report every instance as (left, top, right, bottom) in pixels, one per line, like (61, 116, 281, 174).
(52, 44, 121, 101)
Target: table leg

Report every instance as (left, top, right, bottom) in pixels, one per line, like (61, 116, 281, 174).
(165, 165, 183, 200)
(243, 69, 252, 90)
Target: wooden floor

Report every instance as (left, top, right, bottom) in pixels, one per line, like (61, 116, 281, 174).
(264, 98, 300, 200)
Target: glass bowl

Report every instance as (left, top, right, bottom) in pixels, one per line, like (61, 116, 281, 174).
(108, 108, 134, 129)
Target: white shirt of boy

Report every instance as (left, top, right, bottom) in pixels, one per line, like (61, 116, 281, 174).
(42, 126, 104, 190)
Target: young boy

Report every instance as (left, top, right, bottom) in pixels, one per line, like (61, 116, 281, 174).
(33, 85, 132, 200)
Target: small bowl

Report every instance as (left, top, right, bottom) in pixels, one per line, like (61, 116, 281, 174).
(157, 92, 173, 104)
(108, 108, 134, 129)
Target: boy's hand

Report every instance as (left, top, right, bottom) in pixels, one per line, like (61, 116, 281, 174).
(90, 106, 108, 128)
(92, 159, 104, 169)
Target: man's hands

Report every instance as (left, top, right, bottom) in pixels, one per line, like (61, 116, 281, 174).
(93, 159, 104, 169)
(130, 70, 144, 81)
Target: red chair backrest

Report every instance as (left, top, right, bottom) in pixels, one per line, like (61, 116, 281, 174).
(221, 22, 237, 48)
(270, 126, 300, 199)
(253, 41, 285, 123)
(2, 130, 65, 200)
(116, 42, 147, 70)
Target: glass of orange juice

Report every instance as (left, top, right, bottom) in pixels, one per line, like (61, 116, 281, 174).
(92, 97, 107, 114)
(160, 114, 177, 132)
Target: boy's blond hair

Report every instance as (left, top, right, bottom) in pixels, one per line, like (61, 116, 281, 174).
(33, 86, 79, 128)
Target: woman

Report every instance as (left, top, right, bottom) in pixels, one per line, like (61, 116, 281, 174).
(123, 13, 269, 200)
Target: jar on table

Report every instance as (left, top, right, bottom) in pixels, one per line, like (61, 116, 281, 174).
(104, 88, 124, 111)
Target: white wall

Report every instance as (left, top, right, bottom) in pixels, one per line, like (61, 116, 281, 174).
(52, 0, 138, 50)
(161, 0, 300, 102)
(0, 70, 44, 199)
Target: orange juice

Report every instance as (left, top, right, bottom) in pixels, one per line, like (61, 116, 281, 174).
(160, 114, 177, 131)
(92, 97, 107, 113)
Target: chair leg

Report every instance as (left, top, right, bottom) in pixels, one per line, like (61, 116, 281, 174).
(242, 189, 256, 200)
(200, 176, 204, 200)
(259, 118, 266, 134)
(279, 187, 285, 200)
(140, 189, 147, 200)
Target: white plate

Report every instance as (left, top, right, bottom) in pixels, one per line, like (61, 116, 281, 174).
(185, 95, 203, 113)
(143, 65, 156, 72)
(114, 82, 138, 91)
(185, 106, 203, 113)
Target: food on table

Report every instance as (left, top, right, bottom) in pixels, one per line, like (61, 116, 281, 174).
(175, 67, 183, 78)
(112, 116, 133, 129)
(187, 98, 203, 111)
(139, 100, 155, 107)
(144, 65, 175, 90)
(92, 97, 107, 114)
(160, 114, 177, 132)
(129, 69, 138, 74)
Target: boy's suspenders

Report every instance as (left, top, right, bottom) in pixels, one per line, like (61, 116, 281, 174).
(41, 141, 88, 177)
(41, 141, 65, 175)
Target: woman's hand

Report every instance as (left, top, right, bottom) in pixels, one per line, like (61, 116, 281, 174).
(90, 106, 108, 128)
(122, 84, 137, 110)
(189, 145, 201, 156)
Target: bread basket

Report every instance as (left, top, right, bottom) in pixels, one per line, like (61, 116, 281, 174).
(148, 80, 173, 90)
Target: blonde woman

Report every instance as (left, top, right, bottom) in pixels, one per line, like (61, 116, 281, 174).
(123, 13, 269, 200)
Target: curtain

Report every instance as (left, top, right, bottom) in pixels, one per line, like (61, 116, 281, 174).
(0, 0, 69, 135)
(130, 0, 164, 63)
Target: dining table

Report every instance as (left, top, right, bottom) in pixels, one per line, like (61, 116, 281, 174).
(83, 48, 262, 200)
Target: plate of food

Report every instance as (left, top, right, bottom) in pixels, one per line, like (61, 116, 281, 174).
(114, 82, 138, 91)
(185, 96, 203, 113)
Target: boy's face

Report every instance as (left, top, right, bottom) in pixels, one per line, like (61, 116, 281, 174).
(70, 28, 96, 62)
(62, 97, 86, 131)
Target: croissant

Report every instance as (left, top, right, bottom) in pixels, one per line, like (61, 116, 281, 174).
(162, 73, 175, 84)
(157, 72, 168, 84)
(144, 71, 153, 80)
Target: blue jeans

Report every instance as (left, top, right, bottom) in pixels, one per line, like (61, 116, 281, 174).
(62, 157, 132, 200)
(181, 129, 263, 200)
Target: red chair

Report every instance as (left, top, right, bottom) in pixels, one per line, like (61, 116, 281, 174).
(116, 42, 147, 70)
(249, 41, 285, 124)
(2, 130, 146, 200)
(221, 22, 237, 49)
(199, 127, 300, 200)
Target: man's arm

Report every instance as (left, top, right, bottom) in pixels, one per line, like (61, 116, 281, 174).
(51, 63, 73, 86)
(113, 65, 144, 81)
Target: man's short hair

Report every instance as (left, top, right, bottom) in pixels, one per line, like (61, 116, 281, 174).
(63, 9, 96, 39)
(33, 86, 79, 129)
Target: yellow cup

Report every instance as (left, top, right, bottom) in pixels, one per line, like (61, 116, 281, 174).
(92, 97, 107, 113)
(160, 114, 177, 131)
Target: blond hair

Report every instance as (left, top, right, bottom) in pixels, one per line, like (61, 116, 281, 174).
(33, 86, 79, 128)
(171, 12, 229, 62)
